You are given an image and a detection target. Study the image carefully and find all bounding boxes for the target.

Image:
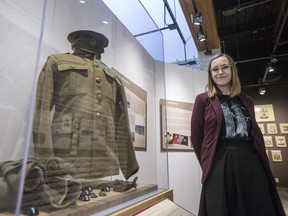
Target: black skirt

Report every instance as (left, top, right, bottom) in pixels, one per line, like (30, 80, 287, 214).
(198, 139, 285, 216)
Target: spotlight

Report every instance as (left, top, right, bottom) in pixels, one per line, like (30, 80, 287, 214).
(271, 58, 278, 64)
(192, 12, 202, 25)
(268, 66, 274, 72)
(197, 26, 206, 41)
(259, 86, 266, 95)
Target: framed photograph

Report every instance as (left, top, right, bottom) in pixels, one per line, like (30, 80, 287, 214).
(160, 99, 194, 152)
(266, 123, 278, 134)
(254, 104, 275, 122)
(258, 123, 265, 134)
(279, 123, 288, 134)
(263, 136, 273, 147)
(275, 136, 287, 147)
(271, 150, 283, 162)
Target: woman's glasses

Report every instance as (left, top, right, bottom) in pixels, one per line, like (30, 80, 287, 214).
(210, 64, 231, 73)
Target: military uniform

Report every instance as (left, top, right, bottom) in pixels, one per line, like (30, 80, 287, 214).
(33, 31, 139, 180)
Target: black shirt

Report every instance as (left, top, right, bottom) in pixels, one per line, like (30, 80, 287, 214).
(219, 95, 252, 140)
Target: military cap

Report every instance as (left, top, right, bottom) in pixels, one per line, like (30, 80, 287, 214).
(67, 30, 109, 54)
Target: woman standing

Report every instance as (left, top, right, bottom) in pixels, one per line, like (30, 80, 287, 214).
(190, 53, 285, 216)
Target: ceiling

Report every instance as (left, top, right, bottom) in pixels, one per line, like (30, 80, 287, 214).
(180, 0, 288, 88)
(104, 0, 198, 63)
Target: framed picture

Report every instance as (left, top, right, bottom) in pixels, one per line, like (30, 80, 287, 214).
(258, 123, 265, 134)
(263, 136, 273, 147)
(275, 136, 287, 147)
(271, 150, 283, 162)
(254, 104, 275, 122)
(279, 123, 288, 134)
(266, 123, 278, 134)
(160, 99, 194, 152)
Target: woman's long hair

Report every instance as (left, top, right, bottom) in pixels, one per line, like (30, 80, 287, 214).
(206, 53, 241, 97)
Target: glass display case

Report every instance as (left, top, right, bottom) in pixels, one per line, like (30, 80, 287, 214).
(0, 0, 168, 215)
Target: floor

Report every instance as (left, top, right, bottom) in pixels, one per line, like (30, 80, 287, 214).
(278, 187, 288, 215)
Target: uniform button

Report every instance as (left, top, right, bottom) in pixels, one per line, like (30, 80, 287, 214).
(94, 63, 99, 67)
(57, 128, 60, 133)
(96, 112, 101, 118)
(64, 122, 70, 127)
(71, 65, 75, 68)
(96, 77, 101, 83)
(97, 94, 103, 101)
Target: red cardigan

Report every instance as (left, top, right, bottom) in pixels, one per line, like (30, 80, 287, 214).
(190, 92, 274, 184)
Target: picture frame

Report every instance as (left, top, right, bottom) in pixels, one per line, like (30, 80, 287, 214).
(258, 123, 265, 134)
(254, 104, 275, 122)
(275, 136, 287, 147)
(279, 123, 288, 134)
(266, 123, 278, 134)
(263, 136, 273, 147)
(160, 99, 194, 152)
(271, 150, 283, 162)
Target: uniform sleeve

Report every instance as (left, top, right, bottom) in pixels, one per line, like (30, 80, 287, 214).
(114, 80, 139, 180)
(32, 56, 55, 160)
(191, 94, 206, 164)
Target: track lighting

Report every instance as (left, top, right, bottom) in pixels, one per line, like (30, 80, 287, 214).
(197, 26, 206, 41)
(266, 58, 277, 73)
(268, 66, 274, 72)
(271, 58, 278, 64)
(259, 86, 266, 95)
(192, 12, 202, 25)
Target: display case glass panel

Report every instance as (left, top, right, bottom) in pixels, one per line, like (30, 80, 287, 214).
(0, 0, 168, 215)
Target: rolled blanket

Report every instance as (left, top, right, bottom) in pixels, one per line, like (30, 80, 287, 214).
(45, 157, 76, 177)
(44, 174, 82, 208)
(0, 158, 82, 211)
(0, 158, 45, 210)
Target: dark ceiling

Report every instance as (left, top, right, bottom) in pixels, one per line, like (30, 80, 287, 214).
(180, 0, 288, 88)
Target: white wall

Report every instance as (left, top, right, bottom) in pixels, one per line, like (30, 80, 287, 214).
(163, 62, 208, 215)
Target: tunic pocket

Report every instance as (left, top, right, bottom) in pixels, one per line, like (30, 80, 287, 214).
(79, 118, 107, 151)
(56, 63, 92, 95)
(51, 114, 73, 150)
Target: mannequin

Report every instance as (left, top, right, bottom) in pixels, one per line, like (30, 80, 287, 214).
(33, 30, 139, 180)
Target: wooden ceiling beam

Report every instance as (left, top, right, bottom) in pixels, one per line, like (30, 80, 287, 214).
(179, 0, 220, 52)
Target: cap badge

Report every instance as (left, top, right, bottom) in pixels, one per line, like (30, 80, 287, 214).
(90, 39, 97, 47)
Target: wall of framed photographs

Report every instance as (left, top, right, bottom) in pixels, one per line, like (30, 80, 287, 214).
(243, 82, 288, 187)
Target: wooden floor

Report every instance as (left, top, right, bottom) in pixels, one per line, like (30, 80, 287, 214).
(278, 187, 288, 215)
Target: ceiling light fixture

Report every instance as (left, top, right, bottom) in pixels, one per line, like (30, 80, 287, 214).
(268, 66, 274, 72)
(197, 26, 206, 42)
(271, 58, 278, 63)
(259, 86, 266, 95)
(192, 12, 202, 25)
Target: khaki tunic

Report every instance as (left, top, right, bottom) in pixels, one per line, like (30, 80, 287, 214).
(33, 53, 139, 179)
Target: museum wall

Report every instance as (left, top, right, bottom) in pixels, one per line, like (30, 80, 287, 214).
(0, 0, 168, 191)
(162, 61, 208, 215)
(243, 83, 288, 188)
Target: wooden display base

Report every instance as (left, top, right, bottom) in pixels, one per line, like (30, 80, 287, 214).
(111, 189, 173, 216)
(18, 183, 158, 216)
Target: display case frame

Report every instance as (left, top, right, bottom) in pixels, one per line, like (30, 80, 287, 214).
(0, 0, 168, 215)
